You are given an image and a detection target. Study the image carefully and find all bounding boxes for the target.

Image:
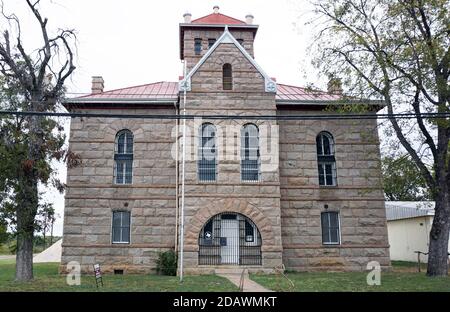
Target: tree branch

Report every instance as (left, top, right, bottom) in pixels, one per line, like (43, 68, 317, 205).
(411, 87, 437, 160)
(25, 0, 50, 88)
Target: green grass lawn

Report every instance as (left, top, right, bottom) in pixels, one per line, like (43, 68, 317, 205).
(2, 259, 449, 292)
(0, 260, 238, 292)
(250, 264, 450, 292)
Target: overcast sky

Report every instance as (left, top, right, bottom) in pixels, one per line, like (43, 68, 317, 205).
(2, 0, 327, 236)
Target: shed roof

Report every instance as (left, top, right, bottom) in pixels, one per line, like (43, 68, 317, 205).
(385, 201, 435, 221)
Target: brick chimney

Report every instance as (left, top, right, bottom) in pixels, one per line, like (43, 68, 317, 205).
(91, 76, 104, 94)
(327, 77, 343, 95)
(245, 14, 254, 24)
(183, 12, 192, 23)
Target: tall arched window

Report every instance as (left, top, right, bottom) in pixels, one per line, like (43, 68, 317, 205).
(241, 124, 260, 182)
(114, 130, 133, 184)
(316, 131, 337, 186)
(222, 63, 232, 90)
(198, 123, 216, 181)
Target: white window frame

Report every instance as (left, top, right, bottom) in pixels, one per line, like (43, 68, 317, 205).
(114, 130, 133, 185)
(318, 161, 337, 186)
(317, 132, 335, 156)
(321, 211, 341, 245)
(111, 211, 131, 244)
(317, 131, 337, 186)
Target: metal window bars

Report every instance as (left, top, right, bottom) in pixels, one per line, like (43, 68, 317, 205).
(198, 124, 217, 182)
(198, 213, 262, 266)
(241, 124, 260, 182)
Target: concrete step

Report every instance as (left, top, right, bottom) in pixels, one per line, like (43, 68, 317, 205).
(214, 268, 247, 275)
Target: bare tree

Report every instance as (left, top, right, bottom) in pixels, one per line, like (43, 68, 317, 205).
(310, 0, 449, 276)
(0, 0, 76, 281)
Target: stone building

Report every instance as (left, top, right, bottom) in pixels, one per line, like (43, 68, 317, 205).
(61, 7, 391, 274)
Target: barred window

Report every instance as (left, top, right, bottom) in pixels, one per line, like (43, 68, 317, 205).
(316, 132, 337, 186)
(114, 130, 133, 184)
(241, 124, 260, 182)
(194, 38, 202, 55)
(112, 211, 131, 244)
(321, 211, 340, 244)
(245, 219, 254, 242)
(223, 63, 232, 90)
(198, 123, 217, 182)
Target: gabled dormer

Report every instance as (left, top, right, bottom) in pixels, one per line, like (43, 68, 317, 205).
(179, 6, 258, 71)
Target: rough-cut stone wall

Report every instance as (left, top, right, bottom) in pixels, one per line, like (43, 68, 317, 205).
(60, 107, 178, 274)
(278, 109, 391, 271)
(183, 29, 255, 72)
(181, 42, 283, 274)
(61, 29, 391, 274)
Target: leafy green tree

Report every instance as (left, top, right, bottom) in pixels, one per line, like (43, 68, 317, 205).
(36, 203, 55, 250)
(310, 0, 449, 276)
(0, 220, 8, 245)
(382, 155, 431, 201)
(0, 1, 78, 281)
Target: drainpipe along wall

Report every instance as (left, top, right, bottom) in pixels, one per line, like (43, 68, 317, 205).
(174, 100, 179, 254)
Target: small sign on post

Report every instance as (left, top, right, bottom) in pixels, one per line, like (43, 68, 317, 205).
(93, 263, 103, 288)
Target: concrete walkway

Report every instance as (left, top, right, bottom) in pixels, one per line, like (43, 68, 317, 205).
(0, 255, 15, 261)
(218, 271, 273, 292)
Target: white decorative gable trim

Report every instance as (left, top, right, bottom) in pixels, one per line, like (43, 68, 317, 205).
(179, 26, 277, 93)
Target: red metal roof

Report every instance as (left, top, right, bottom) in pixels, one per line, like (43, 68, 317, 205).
(276, 83, 341, 101)
(70, 81, 340, 102)
(191, 13, 246, 25)
(76, 81, 178, 100)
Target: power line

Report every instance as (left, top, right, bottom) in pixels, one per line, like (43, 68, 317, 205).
(0, 110, 449, 120)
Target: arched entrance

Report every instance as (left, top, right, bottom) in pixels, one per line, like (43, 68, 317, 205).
(198, 212, 262, 265)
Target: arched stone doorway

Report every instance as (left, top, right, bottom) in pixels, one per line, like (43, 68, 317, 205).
(198, 212, 262, 265)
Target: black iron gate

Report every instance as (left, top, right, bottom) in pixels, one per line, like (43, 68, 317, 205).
(198, 212, 262, 265)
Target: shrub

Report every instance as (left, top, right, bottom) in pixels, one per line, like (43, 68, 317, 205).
(156, 249, 177, 276)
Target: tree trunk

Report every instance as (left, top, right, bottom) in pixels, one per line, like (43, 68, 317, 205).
(426, 142, 450, 276)
(14, 173, 39, 281)
(15, 232, 34, 281)
(50, 220, 53, 245)
(15, 113, 41, 281)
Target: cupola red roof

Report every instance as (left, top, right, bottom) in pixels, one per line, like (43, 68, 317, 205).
(191, 13, 246, 25)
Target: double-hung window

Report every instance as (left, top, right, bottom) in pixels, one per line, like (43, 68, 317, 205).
(321, 212, 340, 244)
(112, 211, 131, 244)
(114, 130, 133, 184)
(316, 132, 337, 186)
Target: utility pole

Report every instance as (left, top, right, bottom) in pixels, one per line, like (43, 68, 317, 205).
(179, 60, 187, 282)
